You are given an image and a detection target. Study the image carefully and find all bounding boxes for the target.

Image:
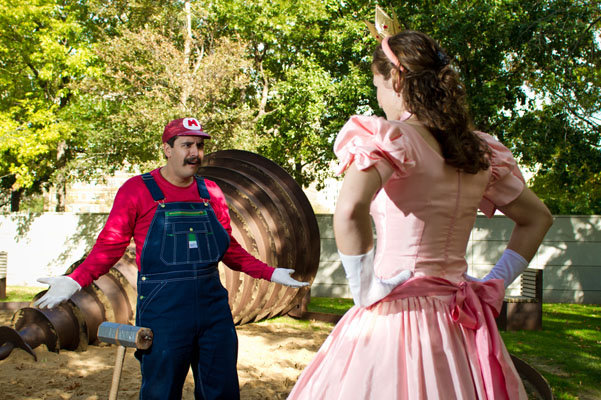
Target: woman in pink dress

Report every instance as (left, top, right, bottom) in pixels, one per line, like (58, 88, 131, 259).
(287, 31, 553, 400)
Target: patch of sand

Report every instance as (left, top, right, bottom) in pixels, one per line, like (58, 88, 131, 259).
(0, 311, 333, 399)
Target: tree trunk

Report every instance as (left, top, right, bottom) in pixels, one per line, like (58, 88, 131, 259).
(180, 1, 192, 110)
(55, 181, 66, 212)
(10, 189, 21, 212)
(55, 140, 67, 212)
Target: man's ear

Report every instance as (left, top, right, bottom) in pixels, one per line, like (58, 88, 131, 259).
(163, 142, 172, 158)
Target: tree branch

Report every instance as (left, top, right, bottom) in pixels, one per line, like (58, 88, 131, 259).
(254, 59, 270, 122)
(548, 87, 601, 132)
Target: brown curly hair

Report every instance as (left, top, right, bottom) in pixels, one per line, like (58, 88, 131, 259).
(372, 31, 490, 174)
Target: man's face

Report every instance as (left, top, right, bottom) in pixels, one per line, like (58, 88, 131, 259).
(163, 135, 205, 179)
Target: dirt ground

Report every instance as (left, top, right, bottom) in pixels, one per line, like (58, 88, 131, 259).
(0, 310, 333, 399)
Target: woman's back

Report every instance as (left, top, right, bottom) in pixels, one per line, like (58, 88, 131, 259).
(334, 115, 524, 283)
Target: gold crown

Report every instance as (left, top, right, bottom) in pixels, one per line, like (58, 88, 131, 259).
(364, 6, 402, 42)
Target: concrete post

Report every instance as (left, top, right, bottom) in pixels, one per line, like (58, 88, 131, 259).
(0, 251, 7, 299)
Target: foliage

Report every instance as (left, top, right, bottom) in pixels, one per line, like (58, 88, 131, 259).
(391, 0, 600, 213)
(72, 31, 255, 180)
(1, 0, 600, 213)
(0, 0, 96, 209)
(0, 1, 261, 207)
(209, 0, 376, 188)
(205, 0, 601, 206)
(67, 0, 377, 190)
(68, 1, 259, 182)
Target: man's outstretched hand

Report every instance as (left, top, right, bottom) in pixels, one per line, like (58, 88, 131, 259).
(270, 268, 310, 288)
(34, 276, 82, 309)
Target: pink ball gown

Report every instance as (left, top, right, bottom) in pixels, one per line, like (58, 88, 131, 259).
(287, 115, 528, 400)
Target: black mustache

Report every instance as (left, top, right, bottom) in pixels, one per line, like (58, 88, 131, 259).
(184, 157, 201, 165)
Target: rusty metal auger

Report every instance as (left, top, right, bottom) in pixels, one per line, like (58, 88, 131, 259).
(0, 150, 320, 360)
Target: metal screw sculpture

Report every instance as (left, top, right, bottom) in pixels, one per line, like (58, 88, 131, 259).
(0, 150, 319, 360)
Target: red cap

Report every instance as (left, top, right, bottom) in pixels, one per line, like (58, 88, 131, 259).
(162, 118, 210, 143)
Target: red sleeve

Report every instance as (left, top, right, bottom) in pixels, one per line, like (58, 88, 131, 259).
(68, 179, 139, 287)
(206, 180, 275, 281)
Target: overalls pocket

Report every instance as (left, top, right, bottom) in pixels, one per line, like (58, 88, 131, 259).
(137, 275, 202, 323)
(161, 211, 221, 265)
(136, 280, 167, 321)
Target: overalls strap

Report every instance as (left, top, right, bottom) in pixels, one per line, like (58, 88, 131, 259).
(194, 175, 211, 200)
(141, 172, 165, 202)
(141, 172, 210, 202)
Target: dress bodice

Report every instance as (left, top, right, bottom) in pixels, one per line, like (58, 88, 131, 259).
(334, 116, 525, 283)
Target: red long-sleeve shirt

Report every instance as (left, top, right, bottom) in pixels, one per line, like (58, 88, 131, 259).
(69, 168, 275, 287)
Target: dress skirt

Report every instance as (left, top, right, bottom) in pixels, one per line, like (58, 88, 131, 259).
(287, 277, 527, 400)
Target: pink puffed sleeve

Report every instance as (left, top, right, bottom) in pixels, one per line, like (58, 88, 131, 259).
(333, 115, 415, 181)
(477, 132, 526, 217)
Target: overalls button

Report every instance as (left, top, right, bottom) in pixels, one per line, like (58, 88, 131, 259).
(139, 295, 145, 299)
(189, 227, 193, 231)
(141, 276, 147, 281)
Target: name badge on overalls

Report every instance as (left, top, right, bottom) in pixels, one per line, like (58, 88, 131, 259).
(188, 232, 198, 248)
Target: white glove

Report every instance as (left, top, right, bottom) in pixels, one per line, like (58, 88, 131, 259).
(483, 249, 529, 289)
(463, 273, 485, 283)
(270, 268, 310, 288)
(464, 249, 528, 289)
(34, 276, 82, 309)
(339, 247, 412, 307)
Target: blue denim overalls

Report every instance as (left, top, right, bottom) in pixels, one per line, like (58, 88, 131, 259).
(135, 173, 239, 400)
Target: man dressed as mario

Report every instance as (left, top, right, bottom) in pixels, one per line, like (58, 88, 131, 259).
(34, 117, 308, 400)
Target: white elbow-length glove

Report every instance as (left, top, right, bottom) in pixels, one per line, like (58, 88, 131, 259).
(270, 268, 310, 288)
(464, 249, 529, 289)
(339, 247, 413, 307)
(34, 276, 82, 309)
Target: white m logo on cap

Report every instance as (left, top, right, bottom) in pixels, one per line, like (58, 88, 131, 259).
(183, 118, 202, 130)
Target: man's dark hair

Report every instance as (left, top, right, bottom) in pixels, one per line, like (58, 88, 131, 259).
(166, 136, 177, 147)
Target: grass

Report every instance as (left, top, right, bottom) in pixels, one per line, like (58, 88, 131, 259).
(306, 297, 601, 400)
(0, 285, 45, 302)
(500, 304, 601, 400)
(306, 296, 354, 314)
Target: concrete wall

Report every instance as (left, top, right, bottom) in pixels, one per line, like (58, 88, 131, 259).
(0, 213, 108, 286)
(1, 213, 600, 303)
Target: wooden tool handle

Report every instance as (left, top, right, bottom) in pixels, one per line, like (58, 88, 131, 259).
(108, 345, 126, 400)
